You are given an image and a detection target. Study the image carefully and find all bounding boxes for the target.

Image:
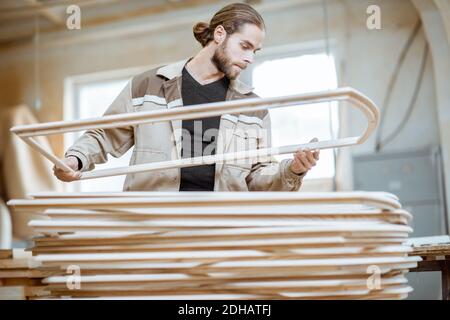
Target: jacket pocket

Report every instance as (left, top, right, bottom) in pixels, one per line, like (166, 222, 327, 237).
(222, 165, 250, 191)
(133, 148, 168, 163)
(227, 124, 260, 170)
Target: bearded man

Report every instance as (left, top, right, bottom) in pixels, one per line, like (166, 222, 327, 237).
(54, 3, 320, 191)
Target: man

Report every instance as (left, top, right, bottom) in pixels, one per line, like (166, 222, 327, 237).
(54, 3, 320, 191)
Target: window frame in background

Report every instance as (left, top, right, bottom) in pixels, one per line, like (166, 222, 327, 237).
(244, 40, 340, 191)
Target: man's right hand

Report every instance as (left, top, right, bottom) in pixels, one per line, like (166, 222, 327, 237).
(53, 156, 82, 182)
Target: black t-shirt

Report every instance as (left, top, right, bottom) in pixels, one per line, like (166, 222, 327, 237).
(179, 66, 229, 191)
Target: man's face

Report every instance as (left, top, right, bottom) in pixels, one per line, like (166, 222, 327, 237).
(211, 23, 265, 80)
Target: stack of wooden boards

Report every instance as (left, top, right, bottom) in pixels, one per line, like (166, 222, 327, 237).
(0, 249, 49, 299)
(6, 191, 421, 300)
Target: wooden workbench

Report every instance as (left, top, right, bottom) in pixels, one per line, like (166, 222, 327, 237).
(407, 236, 450, 300)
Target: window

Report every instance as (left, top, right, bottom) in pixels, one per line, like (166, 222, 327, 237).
(252, 53, 339, 180)
(66, 78, 131, 192)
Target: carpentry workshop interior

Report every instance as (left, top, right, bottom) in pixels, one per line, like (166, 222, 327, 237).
(0, 0, 449, 301)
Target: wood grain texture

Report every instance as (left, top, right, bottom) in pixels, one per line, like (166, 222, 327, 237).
(9, 88, 379, 179)
(1, 191, 422, 300)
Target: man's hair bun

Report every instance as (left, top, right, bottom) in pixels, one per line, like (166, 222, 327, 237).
(192, 3, 265, 48)
(193, 22, 212, 47)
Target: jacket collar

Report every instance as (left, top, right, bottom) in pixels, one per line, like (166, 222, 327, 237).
(156, 57, 254, 95)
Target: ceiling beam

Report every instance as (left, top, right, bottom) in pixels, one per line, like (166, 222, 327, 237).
(0, 0, 319, 51)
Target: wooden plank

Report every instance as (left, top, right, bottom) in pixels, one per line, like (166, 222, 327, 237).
(42, 273, 406, 289)
(7, 192, 402, 211)
(27, 220, 412, 233)
(35, 255, 420, 270)
(7, 191, 419, 300)
(29, 242, 412, 254)
(40, 208, 412, 220)
(0, 269, 57, 279)
(409, 244, 450, 256)
(41, 268, 404, 280)
(44, 281, 406, 296)
(31, 248, 412, 265)
(43, 283, 410, 299)
(36, 266, 409, 279)
(36, 261, 420, 278)
(405, 235, 450, 247)
(0, 259, 32, 269)
(0, 250, 13, 260)
(12, 88, 378, 137)
(29, 191, 398, 201)
(10, 88, 379, 180)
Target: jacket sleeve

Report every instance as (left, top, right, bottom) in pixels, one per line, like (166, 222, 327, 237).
(65, 81, 134, 171)
(246, 111, 306, 191)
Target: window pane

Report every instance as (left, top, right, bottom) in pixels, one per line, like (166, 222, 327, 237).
(71, 79, 131, 192)
(252, 54, 338, 179)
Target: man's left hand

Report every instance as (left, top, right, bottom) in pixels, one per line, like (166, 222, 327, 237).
(289, 137, 320, 175)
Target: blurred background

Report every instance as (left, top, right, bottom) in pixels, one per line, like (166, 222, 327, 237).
(0, 0, 449, 299)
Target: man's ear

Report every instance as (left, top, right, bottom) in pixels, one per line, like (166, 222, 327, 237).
(213, 25, 227, 44)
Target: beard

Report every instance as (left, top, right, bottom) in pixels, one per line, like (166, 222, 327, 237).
(211, 37, 240, 80)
